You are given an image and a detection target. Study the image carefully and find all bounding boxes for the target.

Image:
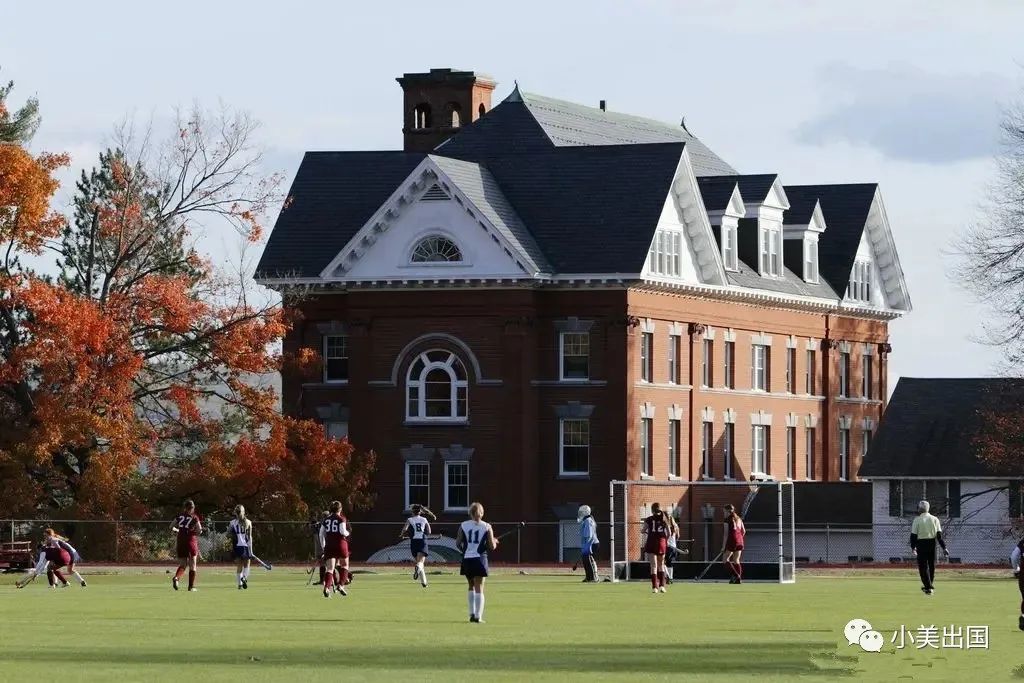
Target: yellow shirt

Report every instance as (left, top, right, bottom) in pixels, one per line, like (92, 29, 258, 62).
(911, 513, 942, 539)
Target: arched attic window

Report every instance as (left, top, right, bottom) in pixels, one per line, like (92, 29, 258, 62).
(477, 103, 486, 118)
(406, 350, 468, 420)
(446, 102, 462, 128)
(411, 235, 462, 263)
(413, 103, 432, 129)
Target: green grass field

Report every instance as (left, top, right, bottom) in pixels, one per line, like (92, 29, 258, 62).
(0, 567, 1021, 682)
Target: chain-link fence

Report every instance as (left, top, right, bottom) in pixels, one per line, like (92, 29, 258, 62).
(3, 519, 1018, 566)
(1, 519, 558, 564)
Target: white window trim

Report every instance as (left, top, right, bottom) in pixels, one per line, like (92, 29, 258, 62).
(839, 351, 850, 398)
(323, 334, 349, 384)
(804, 239, 819, 284)
(786, 425, 796, 480)
(324, 420, 349, 440)
(722, 223, 739, 271)
(640, 417, 653, 476)
(751, 345, 768, 392)
(752, 424, 768, 475)
(559, 418, 590, 476)
(701, 338, 712, 387)
(640, 332, 653, 383)
(723, 340, 735, 389)
(805, 426, 815, 480)
(404, 461, 430, 510)
(558, 331, 590, 382)
(444, 461, 470, 512)
(701, 420, 714, 478)
(839, 428, 850, 481)
(668, 334, 680, 385)
(405, 350, 469, 423)
(723, 422, 735, 479)
(759, 225, 783, 277)
(668, 418, 681, 478)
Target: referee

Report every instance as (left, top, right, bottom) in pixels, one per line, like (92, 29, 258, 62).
(910, 500, 949, 595)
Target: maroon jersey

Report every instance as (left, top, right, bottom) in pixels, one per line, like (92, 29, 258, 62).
(643, 515, 669, 540)
(320, 513, 350, 559)
(43, 545, 71, 567)
(175, 513, 202, 540)
(726, 516, 746, 548)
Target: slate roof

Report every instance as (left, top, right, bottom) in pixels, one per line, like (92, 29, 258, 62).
(782, 186, 821, 225)
(858, 378, 1024, 479)
(784, 184, 878, 297)
(430, 156, 550, 274)
(695, 177, 739, 213)
(744, 482, 872, 527)
(257, 151, 425, 279)
(440, 88, 736, 176)
(725, 241, 839, 300)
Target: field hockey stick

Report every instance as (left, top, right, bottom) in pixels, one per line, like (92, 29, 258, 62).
(694, 550, 724, 582)
(251, 555, 273, 571)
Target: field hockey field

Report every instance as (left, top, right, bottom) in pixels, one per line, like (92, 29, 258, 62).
(0, 567, 1020, 681)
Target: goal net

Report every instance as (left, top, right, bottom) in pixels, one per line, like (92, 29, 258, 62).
(609, 479, 795, 583)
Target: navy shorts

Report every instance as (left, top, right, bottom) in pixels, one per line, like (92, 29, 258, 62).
(233, 546, 252, 560)
(460, 556, 489, 578)
(410, 538, 428, 557)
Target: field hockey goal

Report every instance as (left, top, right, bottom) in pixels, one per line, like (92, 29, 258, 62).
(609, 479, 795, 584)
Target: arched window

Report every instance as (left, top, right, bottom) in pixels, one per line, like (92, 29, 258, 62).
(411, 235, 462, 263)
(447, 102, 462, 128)
(406, 350, 468, 420)
(477, 103, 486, 118)
(413, 103, 432, 129)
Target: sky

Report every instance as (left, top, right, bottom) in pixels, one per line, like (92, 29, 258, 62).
(4, 0, 1024, 386)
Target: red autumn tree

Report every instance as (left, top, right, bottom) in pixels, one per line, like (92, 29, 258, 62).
(0, 84, 375, 518)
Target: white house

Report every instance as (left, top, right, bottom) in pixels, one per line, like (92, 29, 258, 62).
(859, 377, 1024, 564)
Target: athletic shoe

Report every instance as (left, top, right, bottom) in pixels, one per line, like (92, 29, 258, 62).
(172, 577, 179, 591)
(926, 589, 933, 595)
(652, 588, 658, 594)
(241, 577, 248, 590)
(323, 587, 330, 598)
(238, 584, 243, 590)
(60, 582, 69, 588)
(188, 587, 198, 592)
(337, 585, 348, 597)
(921, 587, 929, 595)
(735, 579, 742, 584)
(80, 580, 87, 587)
(469, 616, 479, 623)
(658, 586, 666, 593)
(1018, 615, 1024, 631)
(413, 566, 420, 580)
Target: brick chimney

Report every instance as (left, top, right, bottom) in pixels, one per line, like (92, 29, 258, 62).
(396, 68, 496, 153)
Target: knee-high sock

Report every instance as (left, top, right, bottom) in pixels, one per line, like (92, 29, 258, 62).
(418, 561, 427, 585)
(477, 593, 485, 620)
(725, 562, 738, 578)
(71, 571, 84, 584)
(467, 591, 475, 617)
(52, 569, 67, 585)
(650, 572, 658, 589)
(325, 570, 334, 589)
(47, 569, 55, 586)
(243, 565, 250, 579)
(174, 565, 185, 580)
(188, 569, 196, 590)
(318, 566, 326, 583)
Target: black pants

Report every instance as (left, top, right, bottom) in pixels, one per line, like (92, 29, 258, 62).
(916, 539, 936, 589)
(582, 547, 598, 581)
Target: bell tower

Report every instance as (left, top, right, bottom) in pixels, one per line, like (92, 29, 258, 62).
(396, 68, 496, 153)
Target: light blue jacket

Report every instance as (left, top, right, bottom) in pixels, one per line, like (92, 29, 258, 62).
(580, 516, 599, 553)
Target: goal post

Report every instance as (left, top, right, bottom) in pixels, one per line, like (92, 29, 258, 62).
(608, 479, 795, 583)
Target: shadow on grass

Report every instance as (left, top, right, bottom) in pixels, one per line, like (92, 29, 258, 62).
(0, 641, 854, 675)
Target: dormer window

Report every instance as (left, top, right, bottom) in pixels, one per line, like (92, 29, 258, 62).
(722, 224, 738, 271)
(760, 227, 782, 277)
(850, 261, 873, 302)
(648, 230, 682, 277)
(804, 240, 819, 283)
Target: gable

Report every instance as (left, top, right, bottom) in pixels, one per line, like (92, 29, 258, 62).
(320, 157, 547, 281)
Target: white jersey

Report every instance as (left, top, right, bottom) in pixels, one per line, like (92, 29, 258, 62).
(229, 518, 252, 547)
(408, 515, 430, 540)
(460, 520, 492, 559)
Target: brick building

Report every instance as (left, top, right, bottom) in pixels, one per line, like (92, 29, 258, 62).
(256, 68, 911, 561)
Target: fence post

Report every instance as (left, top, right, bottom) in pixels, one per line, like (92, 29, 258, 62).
(115, 520, 120, 563)
(825, 524, 830, 564)
(9, 520, 13, 545)
(517, 525, 521, 565)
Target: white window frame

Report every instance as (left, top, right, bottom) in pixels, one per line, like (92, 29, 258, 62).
(640, 332, 653, 382)
(724, 422, 735, 479)
(804, 239, 819, 283)
(724, 340, 735, 389)
(786, 426, 796, 479)
(862, 353, 873, 399)
(559, 418, 590, 476)
(444, 461, 470, 512)
(406, 350, 468, 422)
(751, 344, 768, 391)
(668, 334, 679, 385)
(722, 224, 738, 271)
(405, 461, 430, 510)
(324, 420, 349, 440)
(805, 427, 815, 480)
(850, 260, 873, 302)
(863, 429, 872, 460)
(839, 351, 850, 398)
(559, 331, 590, 381)
(760, 226, 782, 277)
(701, 338, 712, 387)
(323, 334, 349, 383)
(752, 424, 768, 475)
(839, 428, 850, 480)
(785, 347, 795, 394)
(701, 421, 713, 478)
(640, 417, 653, 476)
(668, 418, 680, 477)
(805, 349, 815, 395)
